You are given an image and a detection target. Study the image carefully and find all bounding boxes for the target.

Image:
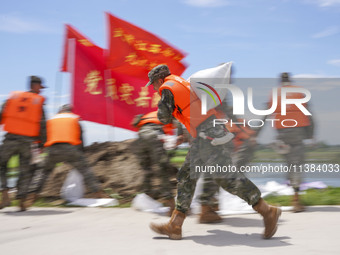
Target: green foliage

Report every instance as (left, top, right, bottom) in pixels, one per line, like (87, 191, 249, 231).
(3, 187, 340, 208)
(265, 187, 340, 206)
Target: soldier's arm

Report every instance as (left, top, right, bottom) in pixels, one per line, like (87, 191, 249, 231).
(175, 120, 183, 136)
(157, 89, 176, 125)
(38, 107, 47, 147)
(175, 120, 184, 146)
(0, 100, 8, 123)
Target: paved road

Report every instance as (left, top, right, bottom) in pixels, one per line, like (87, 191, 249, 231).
(0, 206, 339, 255)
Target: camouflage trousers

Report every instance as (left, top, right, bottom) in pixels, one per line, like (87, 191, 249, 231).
(200, 139, 256, 206)
(278, 127, 306, 191)
(176, 119, 261, 213)
(0, 136, 32, 199)
(136, 126, 173, 199)
(30, 143, 100, 194)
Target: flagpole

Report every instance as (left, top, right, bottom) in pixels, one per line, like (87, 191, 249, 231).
(104, 13, 114, 142)
(69, 38, 76, 112)
(104, 68, 115, 141)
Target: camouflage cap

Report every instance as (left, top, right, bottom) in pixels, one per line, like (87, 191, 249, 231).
(280, 72, 291, 83)
(30, 75, 46, 88)
(58, 104, 73, 113)
(145, 64, 171, 87)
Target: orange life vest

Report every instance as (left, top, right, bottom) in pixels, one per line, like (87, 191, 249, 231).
(273, 85, 310, 129)
(136, 111, 176, 135)
(44, 113, 82, 147)
(136, 111, 162, 127)
(1, 91, 44, 137)
(159, 74, 217, 138)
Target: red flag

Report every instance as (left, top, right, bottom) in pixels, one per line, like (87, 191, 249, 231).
(106, 12, 187, 78)
(71, 39, 160, 130)
(61, 24, 104, 72)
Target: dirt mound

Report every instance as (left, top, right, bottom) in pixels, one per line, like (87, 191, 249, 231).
(40, 139, 178, 203)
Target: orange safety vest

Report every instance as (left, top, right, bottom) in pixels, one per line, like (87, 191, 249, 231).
(45, 113, 82, 147)
(273, 85, 310, 129)
(136, 111, 176, 135)
(1, 91, 44, 137)
(159, 74, 217, 138)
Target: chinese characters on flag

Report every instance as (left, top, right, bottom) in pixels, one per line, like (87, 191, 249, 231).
(71, 39, 161, 131)
(106, 12, 187, 78)
(62, 14, 187, 131)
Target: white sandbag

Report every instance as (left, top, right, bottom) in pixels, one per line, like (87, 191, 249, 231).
(60, 169, 84, 202)
(68, 198, 118, 207)
(188, 62, 232, 112)
(131, 193, 163, 212)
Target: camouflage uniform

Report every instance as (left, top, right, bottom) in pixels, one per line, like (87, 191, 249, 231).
(277, 127, 306, 191)
(158, 90, 261, 214)
(274, 72, 314, 193)
(135, 123, 174, 199)
(30, 127, 100, 195)
(199, 98, 258, 208)
(200, 138, 257, 207)
(0, 94, 46, 199)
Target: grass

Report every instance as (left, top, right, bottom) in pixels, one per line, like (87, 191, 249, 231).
(264, 187, 340, 206)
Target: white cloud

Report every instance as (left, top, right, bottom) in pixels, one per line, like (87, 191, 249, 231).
(293, 74, 334, 78)
(328, 59, 340, 67)
(312, 26, 339, 38)
(316, 0, 340, 6)
(0, 13, 50, 33)
(182, 0, 230, 7)
(305, 0, 340, 7)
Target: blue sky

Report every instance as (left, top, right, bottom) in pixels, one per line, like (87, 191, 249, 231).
(0, 0, 339, 144)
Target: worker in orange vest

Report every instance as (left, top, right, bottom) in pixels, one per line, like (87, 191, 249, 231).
(131, 111, 183, 216)
(272, 72, 314, 212)
(26, 104, 107, 207)
(0, 76, 47, 211)
(146, 64, 281, 240)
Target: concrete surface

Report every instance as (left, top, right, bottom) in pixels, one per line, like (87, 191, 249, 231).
(0, 206, 339, 255)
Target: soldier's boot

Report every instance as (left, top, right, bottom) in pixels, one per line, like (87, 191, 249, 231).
(253, 198, 282, 239)
(19, 198, 27, 212)
(211, 203, 219, 212)
(0, 189, 11, 209)
(163, 198, 175, 217)
(210, 197, 219, 212)
(150, 209, 186, 240)
(26, 193, 38, 208)
(199, 205, 222, 224)
(292, 192, 305, 213)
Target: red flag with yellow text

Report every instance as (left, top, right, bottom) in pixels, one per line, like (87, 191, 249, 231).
(71, 39, 160, 130)
(106, 12, 187, 78)
(61, 24, 105, 72)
